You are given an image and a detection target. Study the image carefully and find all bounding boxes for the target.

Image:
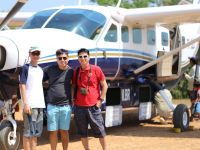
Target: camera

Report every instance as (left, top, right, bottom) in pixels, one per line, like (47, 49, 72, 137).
(80, 88, 88, 95)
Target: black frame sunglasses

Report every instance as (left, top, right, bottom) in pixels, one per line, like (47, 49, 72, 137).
(57, 57, 68, 60)
(78, 55, 88, 59)
(31, 51, 40, 56)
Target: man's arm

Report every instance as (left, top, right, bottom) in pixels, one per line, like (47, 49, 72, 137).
(96, 79, 108, 108)
(99, 80, 108, 100)
(19, 84, 31, 114)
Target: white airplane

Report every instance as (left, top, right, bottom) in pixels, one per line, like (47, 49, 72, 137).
(1, 0, 200, 149)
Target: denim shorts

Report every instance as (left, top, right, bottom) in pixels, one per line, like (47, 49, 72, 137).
(74, 105, 106, 138)
(23, 108, 43, 137)
(194, 102, 200, 113)
(47, 104, 72, 131)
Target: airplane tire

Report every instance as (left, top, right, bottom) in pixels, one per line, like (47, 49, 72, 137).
(173, 104, 189, 132)
(0, 124, 20, 150)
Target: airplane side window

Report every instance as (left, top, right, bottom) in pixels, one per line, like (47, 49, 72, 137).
(132, 28, 142, 44)
(161, 32, 168, 46)
(147, 29, 155, 45)
(121, 26, 129, 43)
(104, 24, 117, 42)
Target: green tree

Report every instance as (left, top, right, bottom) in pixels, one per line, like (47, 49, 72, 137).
(91, 0, 181, 7)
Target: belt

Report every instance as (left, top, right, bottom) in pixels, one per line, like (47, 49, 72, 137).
(48, 103, 69, 107)
(75, 105, 95, 109)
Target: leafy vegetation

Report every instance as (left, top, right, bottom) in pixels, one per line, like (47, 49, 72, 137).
(91, 0, 181, 8)
(171, 78, 189, 99)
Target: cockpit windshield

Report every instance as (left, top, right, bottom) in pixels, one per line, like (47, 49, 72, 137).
(22, 8, 107, 40)
(23, 9, 58, 28)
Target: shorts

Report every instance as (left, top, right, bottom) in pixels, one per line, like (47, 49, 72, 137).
(188, 90, 197, 101)
(47, 104, 71, 131)
(23, 108, 43, 137)
(74, 105, 106, 138)
(194, 102, 200, 113)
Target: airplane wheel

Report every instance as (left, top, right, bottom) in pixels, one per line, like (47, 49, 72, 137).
(173, 104, 189, 132)
(0, 124, 20, 150)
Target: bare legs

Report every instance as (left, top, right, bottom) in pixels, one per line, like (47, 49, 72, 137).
(49, 130, 69, 150)
(81, 137, 107, 150)
(23, 136, 37, 150)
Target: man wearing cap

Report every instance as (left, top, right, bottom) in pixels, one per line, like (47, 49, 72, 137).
(184, 57, 198, 121)
(19, 46, 45, 150)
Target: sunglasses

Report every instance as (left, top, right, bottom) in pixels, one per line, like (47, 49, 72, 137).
(78, 55, 88, 59)
(31, 52, 40, 56)
(57, 57, 67, 60)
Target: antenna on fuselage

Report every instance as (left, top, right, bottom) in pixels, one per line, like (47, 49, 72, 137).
(116, 0, 122, 7)
(78, 0, 82, 6)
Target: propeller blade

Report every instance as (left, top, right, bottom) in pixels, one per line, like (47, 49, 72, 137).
(0, 0, 28, 30)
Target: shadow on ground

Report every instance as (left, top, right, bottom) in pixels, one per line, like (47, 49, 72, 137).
(17, 106, 200, 149)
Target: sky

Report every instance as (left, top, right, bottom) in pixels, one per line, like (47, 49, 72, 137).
(0, 0, 96, 12)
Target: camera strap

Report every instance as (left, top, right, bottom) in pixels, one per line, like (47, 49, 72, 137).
(74, 65, 92, 98)
(87, 65, 92, 88)
(49, 66, 69, 87)
(78, 65, 92, 88)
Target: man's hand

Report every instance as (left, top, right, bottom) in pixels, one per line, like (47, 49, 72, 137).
(24, 103, 31, 115)
(95, 100, 102, 108)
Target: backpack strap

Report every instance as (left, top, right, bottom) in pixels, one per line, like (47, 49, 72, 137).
(74, 67, 80, 99)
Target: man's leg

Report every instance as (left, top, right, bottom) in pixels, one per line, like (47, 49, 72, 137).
(49, 131, 58, 150)
(99, 137, 107, 150)
(23, 136, 31, 150)
(30, 137, 37, 150)
(60, 130, 69, 150)
(81, 137, 89, 150)
(47, 104, 59, 150)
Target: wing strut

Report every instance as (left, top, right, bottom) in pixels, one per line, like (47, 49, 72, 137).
(0, 0, 28, 30)
(133, 36, 200, 75)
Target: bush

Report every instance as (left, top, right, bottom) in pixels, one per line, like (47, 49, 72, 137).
(171, 78, 188, 99)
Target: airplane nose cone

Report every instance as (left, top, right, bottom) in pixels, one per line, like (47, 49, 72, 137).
(0, 37, 19, 71)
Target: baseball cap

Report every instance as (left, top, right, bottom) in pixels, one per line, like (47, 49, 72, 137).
(29, 46, 40, 53)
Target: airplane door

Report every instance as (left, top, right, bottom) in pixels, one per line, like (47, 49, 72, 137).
(96, 23, 120, 79)
(155, 26, 170, 52)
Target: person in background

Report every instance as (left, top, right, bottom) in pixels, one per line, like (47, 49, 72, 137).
(184, 57, 198, 121)
(19, 46, 45, 150)
(154, 88, 173, 124)
(73, 48, 108, 150)
(43, 49, 73, 150)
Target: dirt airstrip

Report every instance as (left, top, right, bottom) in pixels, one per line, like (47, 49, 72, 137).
(15, 100, 200, 150)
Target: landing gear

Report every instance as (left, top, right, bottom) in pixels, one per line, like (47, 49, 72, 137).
(0, 99, 21, 150)
(0, 123, 20, 150)
(173, 104, 190, 131)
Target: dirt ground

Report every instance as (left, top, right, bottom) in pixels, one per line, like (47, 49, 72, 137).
(16, 100, 200, 150)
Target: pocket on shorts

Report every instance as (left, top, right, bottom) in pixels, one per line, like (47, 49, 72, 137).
(91, 106, 101, 113)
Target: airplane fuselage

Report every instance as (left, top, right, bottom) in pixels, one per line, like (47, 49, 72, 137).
(0, 6, 199, 80)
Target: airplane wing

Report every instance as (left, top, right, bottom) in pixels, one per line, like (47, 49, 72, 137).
(0, 0, 28, 29)
(0, 12, 34, 28)
(112, 4, 200, 29)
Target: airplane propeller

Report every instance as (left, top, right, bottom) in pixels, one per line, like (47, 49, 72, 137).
(0, 0, 28, 30)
